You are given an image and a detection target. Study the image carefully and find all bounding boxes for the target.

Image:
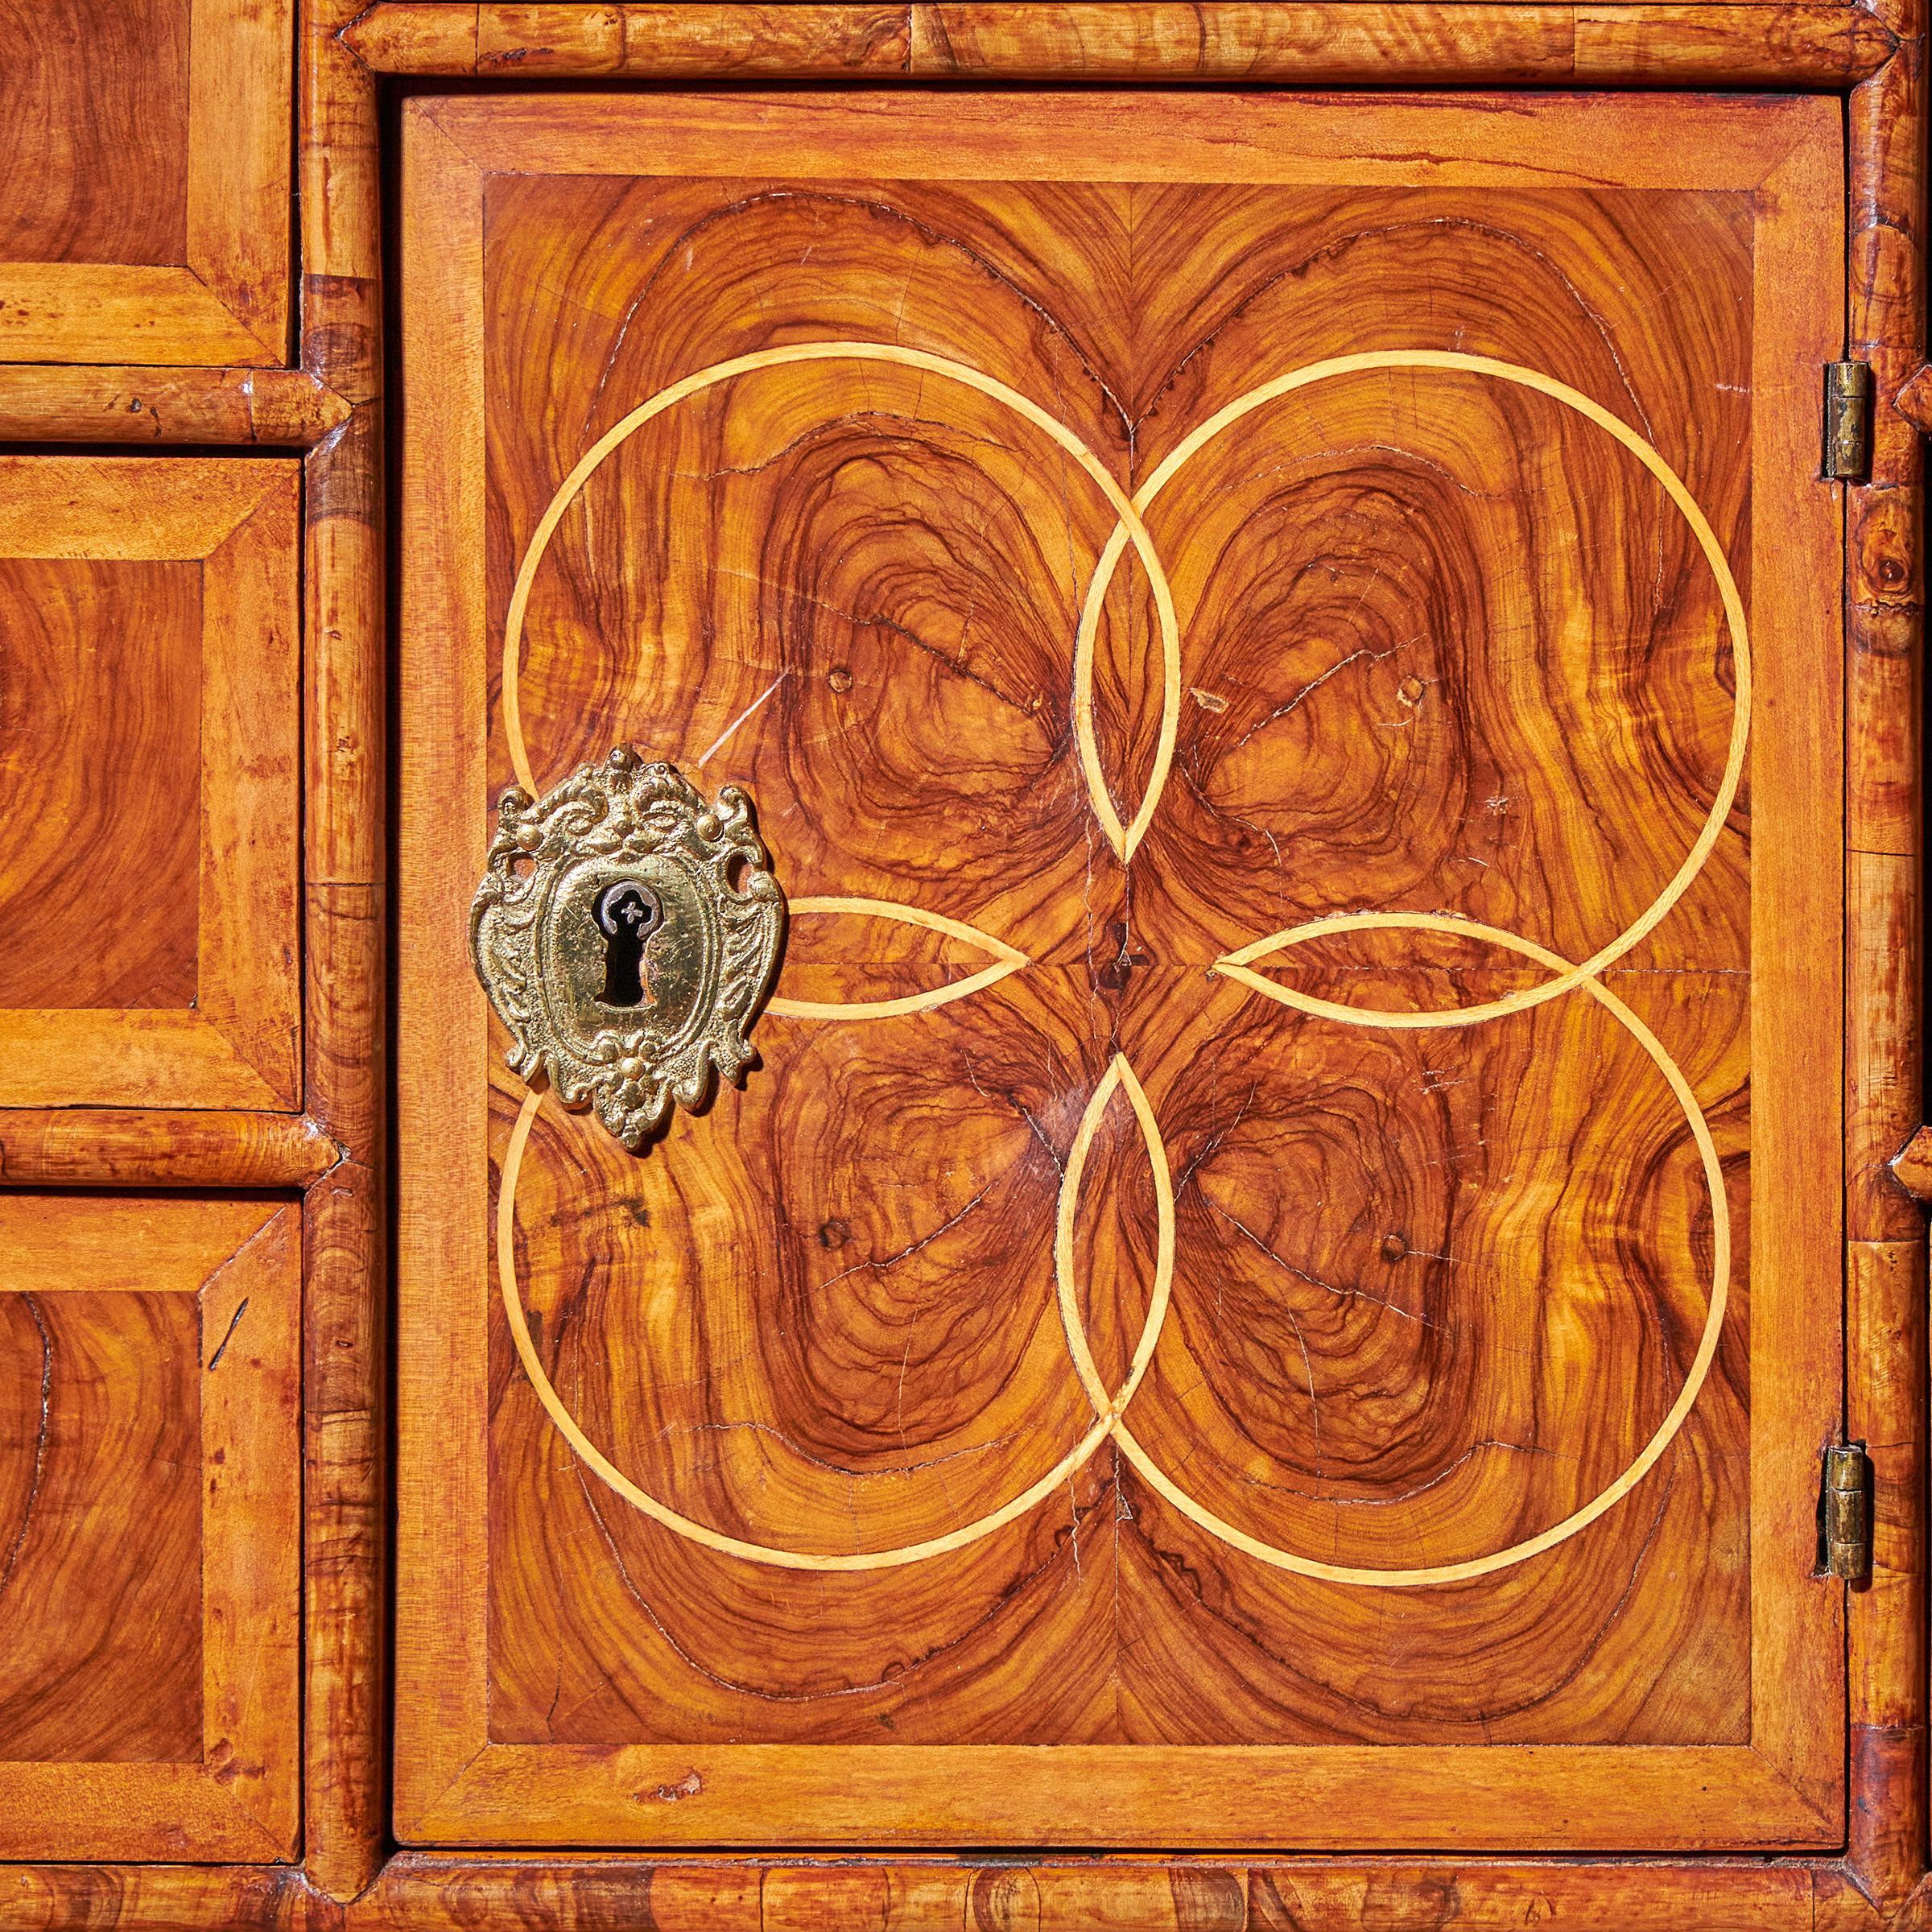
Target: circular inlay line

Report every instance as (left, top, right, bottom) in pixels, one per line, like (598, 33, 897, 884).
(1101, 349, 1747, 1028)
(763, 895, 1029, 1023)
(499, 341, 1183, 853)
(494, 342, 1743, 1586)
(498, 1071, 1154, 1571)
(506, 345, 1745, 990)
(504, 948, 1721, 1587)
(1099, 918, 1730, 1586)
(1051, 1055, 1176, 1424)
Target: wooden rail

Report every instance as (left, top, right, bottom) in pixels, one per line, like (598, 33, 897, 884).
(0, 1111, 340, 1187)
(0, 366, 348, 447)
(343, 0, 1895, 85)
(1840, 0, 1930, 1917)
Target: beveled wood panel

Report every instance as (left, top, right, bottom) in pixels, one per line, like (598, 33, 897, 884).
(0, 556, 200, 1011)
(0, 457, 301, 1109)
(0, 0, 190, 266)
(398, 91, 1842, 1850)
(0, 1290, 200, 1766)
(0, 0, 292, 363)
(0, 1195, 300, 1861)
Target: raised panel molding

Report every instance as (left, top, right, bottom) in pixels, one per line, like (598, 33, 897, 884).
(0, 1194, 301, 1861)
(0, 456, 302, 1108)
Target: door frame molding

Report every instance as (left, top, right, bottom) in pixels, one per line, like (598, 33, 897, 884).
(390, 79, 1849, 1860)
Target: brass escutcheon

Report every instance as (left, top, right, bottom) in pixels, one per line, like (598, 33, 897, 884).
(469, 746, 786, 1150)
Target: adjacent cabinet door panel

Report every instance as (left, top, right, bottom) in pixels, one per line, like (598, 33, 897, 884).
(0, 457, 301, 1109)
(0, 1195, 300, 1860)
(398, 90, 1845, 1851)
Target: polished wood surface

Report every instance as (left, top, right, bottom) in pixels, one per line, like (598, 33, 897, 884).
(1843, 0, 1931, 1910)
(0, 1195, 300, 1861)
(0, 1111, 340, 1188)
(0, 1849, 1845, 1932)
(0, 0, 291, 363)
(347, 1, 1894, 85)
(398, 88, 1842, 1851)
(0, 553, 200, 1011)
(299, 0, 390, 1893)
(0, 458, 301, 1109)
(349, 2, 912, 74)
(1, 0, 190, 264)
(910, 0, 1893, 80)
(0, 365, 348, 446)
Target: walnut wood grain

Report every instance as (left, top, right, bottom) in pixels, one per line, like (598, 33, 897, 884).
(0, 554, 201, 1012)
(0, 1852, 1845, 1932)
(1844, 0, 1930, 1915)
(299, 0, 389, 1898)
(0, 367, 349, 447)
(0, 0, 291, 363)
(0, 1288, 202, 1766)
(0, 0, 190, 266)
(1847, 0, 1926, 1241)
(1849, 1244, 1928, 1913)
(0, 0, 1905, 1911)
(0, 1111, 340, 1188)
(0, 1195, 299, 1863)
(912, 1, 1894, 82)
(360, 1854, 1819, 1932)
(0, 458, 301, 1111)
(345, 0, 1894, 82)
(1896, 358, 1932, 435)
(0, 1860, 1895, 1932)
(1891, 1121, 1932, 1199)
(299, 886, 386, 1901)
(398, 87, 1843, 1852)
(0, 0, 1905, 1917)
(346, 2, 913, 73)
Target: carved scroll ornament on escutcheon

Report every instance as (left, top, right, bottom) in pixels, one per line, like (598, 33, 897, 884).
(469, 746, 786, 1150)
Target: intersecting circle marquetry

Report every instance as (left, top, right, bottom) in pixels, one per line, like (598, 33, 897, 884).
(494, 340, 1747, 1586)
(500, 341, 1182, 836)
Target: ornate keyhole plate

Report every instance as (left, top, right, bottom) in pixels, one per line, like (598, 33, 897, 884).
(469, 745, 785, 1150)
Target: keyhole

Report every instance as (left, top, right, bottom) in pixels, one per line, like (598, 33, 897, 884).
(596, 881, 663, 1007)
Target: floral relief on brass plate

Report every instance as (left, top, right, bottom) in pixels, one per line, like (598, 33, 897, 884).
(470, 745, 785, 1150)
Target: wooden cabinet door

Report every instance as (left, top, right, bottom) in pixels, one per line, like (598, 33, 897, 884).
(0, 1195, 300, 1860)
(0, 457, 301, 1110)
(396, 88, 1844, 1852)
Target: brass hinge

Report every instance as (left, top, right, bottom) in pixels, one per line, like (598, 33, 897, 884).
(1824, 360, 1872, 481)
(1821, 1442, 1872, 1581)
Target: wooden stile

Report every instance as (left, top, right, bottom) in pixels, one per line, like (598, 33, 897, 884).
(1843, 0, 1930, 1917)
(298, 0, 389, 1903)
